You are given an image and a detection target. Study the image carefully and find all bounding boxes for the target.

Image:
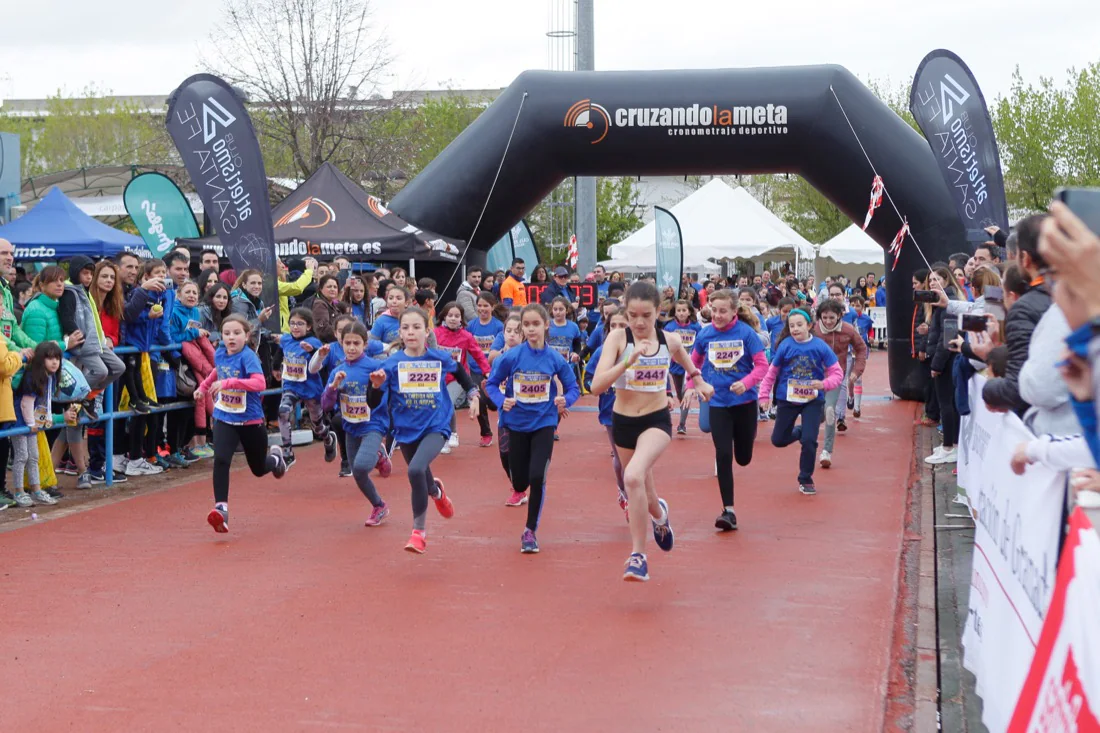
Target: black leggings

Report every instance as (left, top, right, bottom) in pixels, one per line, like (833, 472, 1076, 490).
(121, 354, 150, 403)
(129, 414, 159, 461)
(212, 421, 274, 504)
(708, 402, 758, 507)
(933, 364, 959, 447)
(508, 426, 555, 531)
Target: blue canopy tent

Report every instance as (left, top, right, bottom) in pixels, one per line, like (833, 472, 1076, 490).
(0, 187, 149, 260)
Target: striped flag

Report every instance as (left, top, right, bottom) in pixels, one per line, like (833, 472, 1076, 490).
(567, 234, 578, 269)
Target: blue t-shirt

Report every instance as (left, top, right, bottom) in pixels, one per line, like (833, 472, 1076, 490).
(770, 336, 839, 405)
(547, 320, 581, 361)
(586, 327, 606, 354)
(381, 348, 463, 444)
(212, 345, 266, 424)
(327, 354, 387, 437)
(765, 315, 786, 353)
(15, 375, 55, 429)
(486, 342, 580, 433)
(466, 317, 504, 374)
(371, 313, 401, 344)
(843, 311, 874, 344)
(693, 321, 765, 407)
(490, 331, 507, 352)
(280, 334, 324, 400)
(663, 320, 701, 375)
(583, 346, 615, 426)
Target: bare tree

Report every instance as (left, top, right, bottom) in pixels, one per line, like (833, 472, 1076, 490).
(205, 0, 399, 182)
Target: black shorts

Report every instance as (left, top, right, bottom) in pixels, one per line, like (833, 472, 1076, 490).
(611, 408, 672, 450)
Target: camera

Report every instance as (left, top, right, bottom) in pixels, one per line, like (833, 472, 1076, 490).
(913, 290, 939, 304)
(961, 314, 988, 332)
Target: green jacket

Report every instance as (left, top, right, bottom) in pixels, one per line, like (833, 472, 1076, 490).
(21, 293, 64, 349)
(0, 279, 34, 349)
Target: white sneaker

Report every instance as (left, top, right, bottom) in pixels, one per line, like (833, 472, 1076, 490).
(937, 447, 958, 464)
(819, 450, 832, 468)
(925, 446, 958, 465)
(447, 433, 459, 449)
(31, 489, 57, 505)
(924, 447, 946, 465)
(112, 455, 129, 473)
(125, 458, 164, 476)
(440, 443, 452, 455)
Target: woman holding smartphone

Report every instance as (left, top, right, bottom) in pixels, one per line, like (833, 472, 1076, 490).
(924, 266, 963, 465)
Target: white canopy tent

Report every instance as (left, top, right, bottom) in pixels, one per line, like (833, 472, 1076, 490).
(601, 242, 721, 274)
(816, 224, 886, 282)
(603, 179, 814, 272)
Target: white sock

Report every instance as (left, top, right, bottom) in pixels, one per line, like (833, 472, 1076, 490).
(216, 502, 228, 513)
(724, 505, 735, 513)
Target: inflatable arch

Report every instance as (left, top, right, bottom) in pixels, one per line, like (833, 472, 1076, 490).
(390, 66, 966, 400)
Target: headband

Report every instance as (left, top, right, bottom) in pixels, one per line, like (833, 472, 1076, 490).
(790, 308, 812, 323)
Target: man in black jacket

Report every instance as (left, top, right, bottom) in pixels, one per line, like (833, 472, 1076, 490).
(978, 215, 1052, 416)
(539, 266, 573, 306)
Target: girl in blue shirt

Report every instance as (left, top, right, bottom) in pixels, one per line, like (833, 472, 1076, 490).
(277, 308, 329, 468)
(486, 303, 580, 554)
(584, 309, 630, 521)
(321, 321, 391, 527)
(374, 307, 479, 554)
(663, 299, 701, 435)
(195, 314, 287, 533)
(370, 286, 409, 346)
(757, 309, 844, 496)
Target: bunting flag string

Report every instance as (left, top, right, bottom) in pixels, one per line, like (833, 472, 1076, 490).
(567, 234, 579, 269)
(863, 175, 884, 231)
(888, 218, 909, 271)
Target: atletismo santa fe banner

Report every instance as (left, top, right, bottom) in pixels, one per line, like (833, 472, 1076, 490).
(165, 74, 277, 327)
(909, 49, 1010, 243)
(123, 172, 201, 258)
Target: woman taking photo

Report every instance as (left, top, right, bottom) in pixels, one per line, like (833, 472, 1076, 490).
(924, 266, 963, 465)
(231, 269, 275, 336)
(312, 274, 350, 342)
(341, 276, 369, 325)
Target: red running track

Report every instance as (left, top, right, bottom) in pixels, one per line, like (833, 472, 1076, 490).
(0, 357, 915, 732)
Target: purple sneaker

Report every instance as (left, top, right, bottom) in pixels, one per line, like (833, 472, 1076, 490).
(364, 503, 389, 527)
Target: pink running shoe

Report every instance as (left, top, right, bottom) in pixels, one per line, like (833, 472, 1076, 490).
(375, 448, 392, 478)
(432, 478, 454, 519)
(364, 503, 389, 527)
(207, 508, 228, 533)
(505, 490, 528, 507)
(405, 529, 427, 554)
(479, 435, 493, 448)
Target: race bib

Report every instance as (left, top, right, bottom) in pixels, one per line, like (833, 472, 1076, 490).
(187, 320, 201, 331)
(514, 372, 551, 404)
(551, 343, 570, 357)
(475, 335, 494, 354)
(340, 393, 371, 423)
(786, 379, 817, 404)
(398, 361, 442, 394)
(217, 388, 247, 414)
(282, 359, 307, 383)
(708, 340, 744, 369)
(677, 329, 696, 349)
(34, 405, 50, 430)
(626, 356, 669, 392)
(447, 346, 464, 363)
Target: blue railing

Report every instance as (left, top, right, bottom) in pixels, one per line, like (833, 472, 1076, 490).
(0, 344, 280, 488)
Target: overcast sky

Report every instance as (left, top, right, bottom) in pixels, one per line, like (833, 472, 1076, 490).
(1, 0, 1097, 103)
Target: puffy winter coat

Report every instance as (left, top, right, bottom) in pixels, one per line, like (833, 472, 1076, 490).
(21, 293, 65, 349)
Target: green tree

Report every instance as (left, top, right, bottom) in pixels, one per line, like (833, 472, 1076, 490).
(595, 177, 643, 261)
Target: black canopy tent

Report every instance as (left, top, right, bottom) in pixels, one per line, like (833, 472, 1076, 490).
(178, 162, 463, 274)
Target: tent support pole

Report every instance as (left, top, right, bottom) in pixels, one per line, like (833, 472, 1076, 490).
(409, 258, 416, 280)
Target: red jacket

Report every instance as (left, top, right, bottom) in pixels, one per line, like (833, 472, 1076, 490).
(434, 325, 490, 383)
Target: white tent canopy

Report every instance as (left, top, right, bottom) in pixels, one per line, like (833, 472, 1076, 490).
(606, 179, 815, 268)
(818, 224, 884, 265)
(601, 243, 721, 274)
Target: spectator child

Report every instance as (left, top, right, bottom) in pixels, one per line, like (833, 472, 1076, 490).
(11, 342, 73, 507)
(171, 280, 216, 455)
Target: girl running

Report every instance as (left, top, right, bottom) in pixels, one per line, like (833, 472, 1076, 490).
(664, 298, 701, 435)
(592, 282, 714, 582)
(691, 289, 769, 530)
(195, 314, 288, 533)
(278, 308, 330, 468)
(435, 302, 491, 454)
(584, 307, 630, 520)
(757, 309, 843, 496)
(814, 299, 867, 469)
(486, 303, 580, 553)
(320, 322, 390, 526)
(465, 292, 504, 447)
(370, 285, 408, 345)
(842, 296, 874, 418)
(374, 307, 479, 553)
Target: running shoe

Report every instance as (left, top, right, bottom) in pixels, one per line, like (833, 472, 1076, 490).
(112, 455, 129, 473)
(283, 447, 296, 470)
(125, 458, 163, 476)
(758, 409, 769, 423)
(181, 447, 202, 463)
(207, 507, 229, 533)
(767, 407, 777, 420)
(0, 492, 16, 509)
(152, 455, 173, 471)
(819, 450, 832, 469)
(505, 490, 528, 507)
(339, 460, 352, 477)
(715, 509, 738, 531)
(553, 432, 560, 442)
(799, 483, 817, 496)
(405, 529, 427, 554)
(926, 446, 958, 465)
(440, 443, 452, 455)
(623, 553, 649, 582)
(59, 459, 78, 476)
(520, 529, 539, 554)
(323, 430, 337, 463)
(854, 408, 862, 419)
(836, 418, 848, 433)
(269, 445, 287, 479)
(364, 503, 390, 527)
(676, 426, 687, 436)
(375, 449, 392, 478)
(45, 486, 64, 499)
(76, 472, 92, 490)
(651, 498, 674, 551)
(618, 491, 629, 523)
(31, 489, 57, 505)
(847, 395, 855, 411)
(432, 478, 454, 519)
(448, 433, 460, 449)
(12, 491, 33, 508)
(479, 435, 493, 448)
(166, 452, 190, 469)
(92, 470, 128, 484)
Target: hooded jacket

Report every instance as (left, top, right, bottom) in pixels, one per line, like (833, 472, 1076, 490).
(813, 320, 868, 380)
(0, 277, 34, 349)
(982, 280, 1052, 415)
(58, 255, 105, 358)
(1018, 304, 1078, 435)
(456, 281, 480, 323)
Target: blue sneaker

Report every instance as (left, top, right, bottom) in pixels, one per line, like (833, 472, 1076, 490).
(651, 498, 674, 552)
(520, 529, 539, 554)
(623, 553, 649, 582)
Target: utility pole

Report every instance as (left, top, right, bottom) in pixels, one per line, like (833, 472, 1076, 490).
(574, 0, 597, 275)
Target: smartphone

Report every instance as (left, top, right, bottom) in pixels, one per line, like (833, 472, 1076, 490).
(1056, 188, 1100, 236)
(913, 290, 939, 304)
(943, 318, 959, 347)
(983, 286, 1003, 302)
(961, 314, 988, 332)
